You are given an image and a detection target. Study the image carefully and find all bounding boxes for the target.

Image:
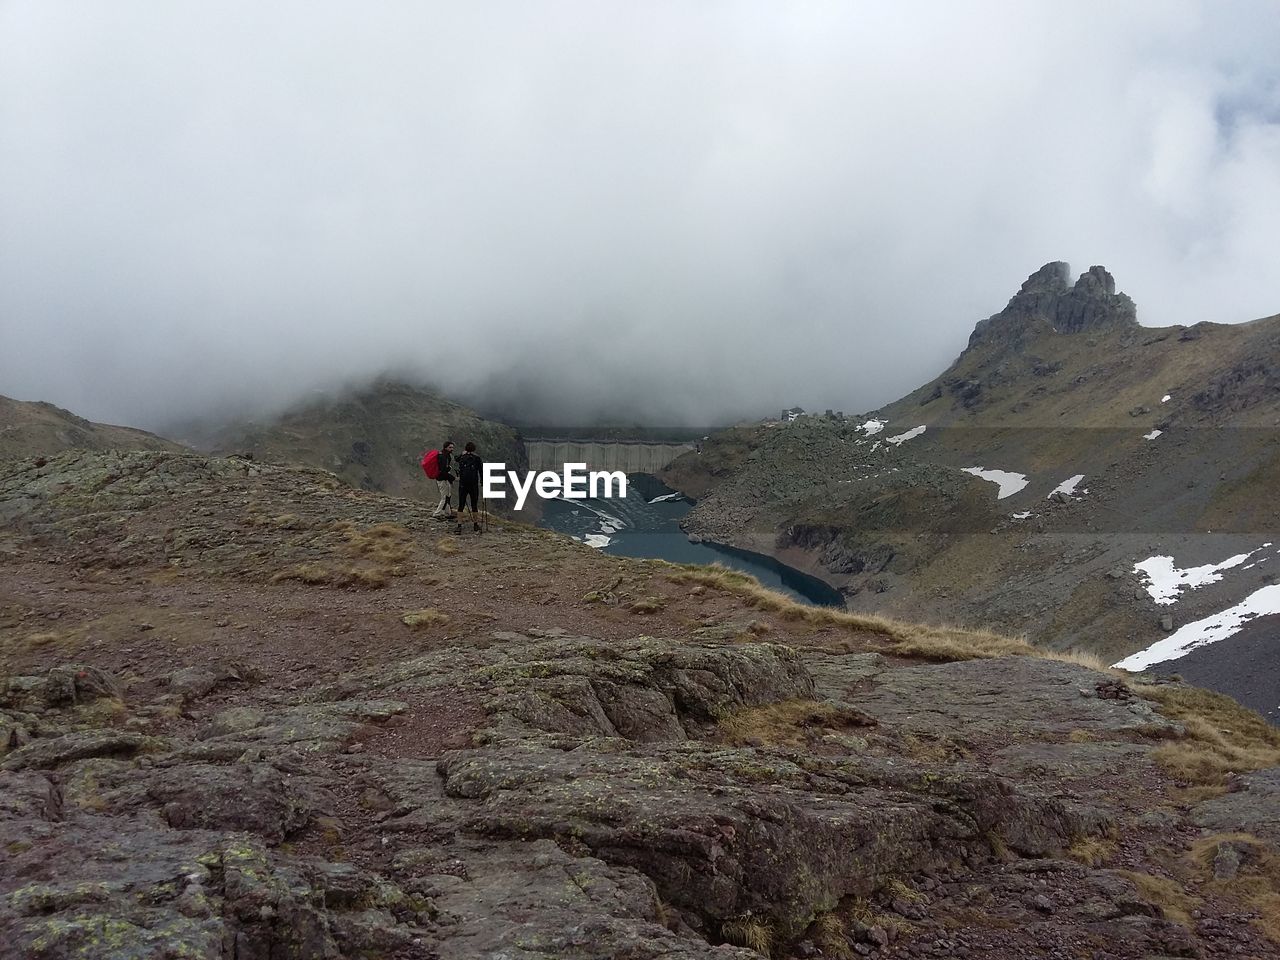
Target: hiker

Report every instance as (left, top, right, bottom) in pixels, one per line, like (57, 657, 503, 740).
(455, 441, 484, 533)
(423, 440, 456, 520)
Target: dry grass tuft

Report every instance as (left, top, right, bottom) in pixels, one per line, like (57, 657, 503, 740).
(435, 537, 459, 556)
(272, 563, 390, 589)
(883, 879, 927, 906)
(718, 699, 872, 748)
(1138, 683, 1280, 785)
(272, 563, 334, 586)
(1042, 647, 1122, 674)
(1188, 833, 1280, 942)
(808, 913, 854, 960)
(1117, 870, 1199, 926)
(1068, 835, 1117, 868)
(661, 562, 1036, 662)
(720, 918, 773, 954)
(401, 608, 450, 630)
(900, 731, 969, 763)
(627, 597, 665, 615)
(344, 523, 413, 565)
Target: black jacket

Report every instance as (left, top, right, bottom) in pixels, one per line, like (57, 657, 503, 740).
(439, 449, 455, 482)
(456, 452, 483, 487)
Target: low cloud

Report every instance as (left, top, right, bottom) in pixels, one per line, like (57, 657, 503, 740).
(1, 1, 1277, 429)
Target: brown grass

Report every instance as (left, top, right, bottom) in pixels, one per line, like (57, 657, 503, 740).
(1067, 835, 1117, 868)
(1138, 683, 1280, 785)
(401, 608, 450, 630)
(627, 597, 665, 615)
(343, 523, 413, 565)
(720, 918, 774, 954)
(1188, 833, 1280, 942)
(718, 699, 871, 748)
(660, 562, 1034, 662)
(900, 732, 969, 763)
(1117, 870, 1198, 926)
(271, 563, 390, 589)
(435, 537, 459, 555)
(272, 563, 334, 586)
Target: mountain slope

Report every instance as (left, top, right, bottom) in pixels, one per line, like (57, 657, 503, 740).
(663, 264, 1280, 714)
(3, 449, 1280, 957)
(182, 379, 526, 500)
(0, 395, 186, 460)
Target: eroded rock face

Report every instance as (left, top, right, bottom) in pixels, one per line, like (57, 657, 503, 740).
(969, 262, 1139, 348)
(0, 631, 1273, 958)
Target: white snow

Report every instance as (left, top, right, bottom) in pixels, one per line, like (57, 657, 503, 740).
(1114, 583, 1280, 671)
(648, 492, 684, 504)
(961, 467, 1029, 499)
(1047, 474, 1085, 498)
(885, 425, 926, 446)
(1143, 429, 1163, 440)
(1133, 547, 1275, 604)
(858, 418, 886, 436)
(1011, 511, 1032, 520)
(1161, 394, 1171, 403)
(561, 499, 626, 548)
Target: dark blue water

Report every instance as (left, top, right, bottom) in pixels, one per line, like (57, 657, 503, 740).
(537, 475, 844, 607)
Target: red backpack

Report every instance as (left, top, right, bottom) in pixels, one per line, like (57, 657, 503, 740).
(421, 449, 442, 480)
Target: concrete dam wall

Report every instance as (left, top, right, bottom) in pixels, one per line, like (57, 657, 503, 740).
(523, 439, 695, 475)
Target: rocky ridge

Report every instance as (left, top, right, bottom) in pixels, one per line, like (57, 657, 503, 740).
(661, 264, 1280, 708)
(0, 395, 186, 461)
(2, 450, 1280, 957)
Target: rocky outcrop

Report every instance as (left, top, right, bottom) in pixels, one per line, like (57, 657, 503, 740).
(968, 262, 1138, 349)
(2, 633, 1232, 959)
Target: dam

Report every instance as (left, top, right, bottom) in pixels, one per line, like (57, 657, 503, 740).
(523, 438, 695, 475)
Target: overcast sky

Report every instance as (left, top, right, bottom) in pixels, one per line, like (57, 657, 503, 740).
(2, 2, 1278, 429)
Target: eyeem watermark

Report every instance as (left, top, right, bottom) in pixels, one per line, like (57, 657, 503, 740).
(483, 463, 627, 511)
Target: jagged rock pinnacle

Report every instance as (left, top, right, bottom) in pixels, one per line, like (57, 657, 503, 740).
(969, 261, 1138, 348)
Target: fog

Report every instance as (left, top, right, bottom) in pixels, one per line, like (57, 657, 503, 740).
(2, 2, 1278, 430)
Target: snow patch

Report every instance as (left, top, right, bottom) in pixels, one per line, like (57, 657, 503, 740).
(885, 425, 926, 446)
(961, 467, 1029, 499)
(858, 418, 886, 436)
(1114, 584, 1280, 671)
(648, 492, 684, 504)
(1143, 429, 1163, 440)
(1011, 511, 1032, 520)
(1134, 549, 1264, 604)
(1047, 474, 1085, 498)
(1161, 394, 1171, 403)
(582, 534, 613, 549)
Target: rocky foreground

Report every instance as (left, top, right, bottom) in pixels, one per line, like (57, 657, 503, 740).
(2, 451, 1280, 959)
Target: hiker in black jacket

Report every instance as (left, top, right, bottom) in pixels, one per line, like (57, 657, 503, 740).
(455, 441, 484, 533)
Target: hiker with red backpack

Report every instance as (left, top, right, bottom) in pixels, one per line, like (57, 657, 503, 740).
(422, 440, 456, 520)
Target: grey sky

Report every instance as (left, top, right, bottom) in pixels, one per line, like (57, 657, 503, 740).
(2, 1, 1278, 429)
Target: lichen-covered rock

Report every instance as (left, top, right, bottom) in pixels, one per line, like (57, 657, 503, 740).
(1, 730, 160, 772)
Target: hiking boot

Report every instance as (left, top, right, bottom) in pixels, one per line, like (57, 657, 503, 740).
(473, 521, 480, 532)
(454, 523, 462, 535)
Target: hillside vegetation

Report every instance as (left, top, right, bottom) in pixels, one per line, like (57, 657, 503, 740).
(0, 395, 186, 460)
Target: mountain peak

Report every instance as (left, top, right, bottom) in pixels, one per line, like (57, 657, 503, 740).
(969, 261, 1137, 348)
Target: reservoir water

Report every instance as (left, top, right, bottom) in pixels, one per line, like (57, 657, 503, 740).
(537, 474, 844, 607)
